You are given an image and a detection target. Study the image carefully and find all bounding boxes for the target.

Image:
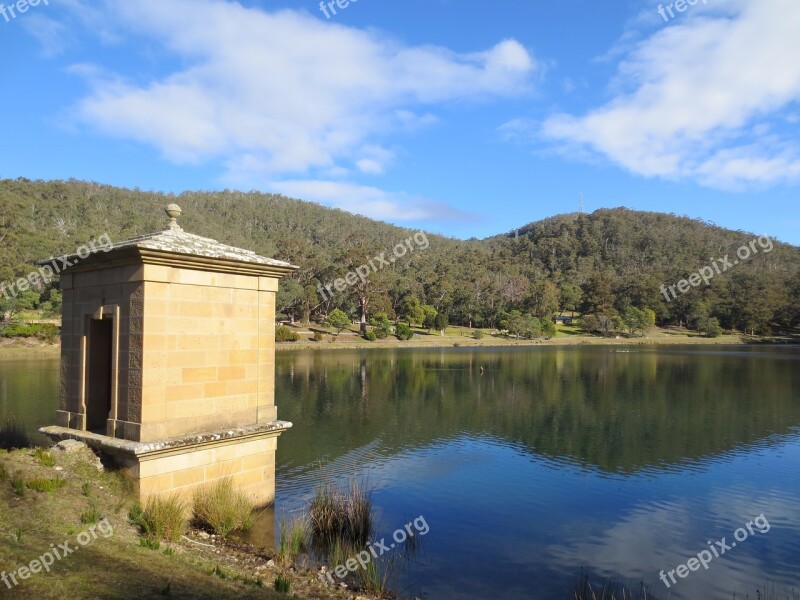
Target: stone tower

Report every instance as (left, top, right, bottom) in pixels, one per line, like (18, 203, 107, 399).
(41, 205, 297, 506)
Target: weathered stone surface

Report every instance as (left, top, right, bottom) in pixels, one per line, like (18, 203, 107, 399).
(54, 439, 87, 453)
(39, 207, 296, 506)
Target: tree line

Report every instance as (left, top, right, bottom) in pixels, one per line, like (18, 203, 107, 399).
(1, 178, 798, 337)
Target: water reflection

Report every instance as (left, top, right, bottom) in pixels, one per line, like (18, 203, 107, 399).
(4, 347, 800, 599)
(273, 346, 800, 600)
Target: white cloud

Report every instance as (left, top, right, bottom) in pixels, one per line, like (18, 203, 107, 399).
(539, 0, 800, 189)
(266, 180, 476, 223)
(355, 145, 395, 175)
(65, 0, 536, 182)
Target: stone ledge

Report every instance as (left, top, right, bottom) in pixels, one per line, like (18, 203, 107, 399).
(39, 421, 293, 459)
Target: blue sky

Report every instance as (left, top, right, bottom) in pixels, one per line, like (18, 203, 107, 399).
(1, 0, 798, 243)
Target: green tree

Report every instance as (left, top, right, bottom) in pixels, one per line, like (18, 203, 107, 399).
(540, 317, 557, 339)
(529, 280, 559, 318)
(326, 308, 351, 339)
(0, 290, 39, 321)
(276, 279, 306, 323)
(40, 289, 62, 318)
(421, 305, 438, 331)
(395, 322, 414, 340)
(433, 312, 448, 335)
(622, 306, 654, 337)
(698, 317, 723, 338)
(558, 282, 582, 315)
(401, 296, 426, 326)
(581, 314, 599, 334)
(369, 313, 393, 339)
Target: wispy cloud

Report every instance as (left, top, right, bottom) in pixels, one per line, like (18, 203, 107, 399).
(265, 179, 477, 223)
(532, 0, 800, 189)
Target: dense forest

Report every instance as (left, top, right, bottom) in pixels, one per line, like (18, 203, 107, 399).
(1, 178, 798, 336)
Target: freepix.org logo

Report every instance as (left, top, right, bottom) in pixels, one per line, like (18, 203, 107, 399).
(0, 234, 113, 301)
(0, 0, 49, 25)
(2, 519, 114, 590)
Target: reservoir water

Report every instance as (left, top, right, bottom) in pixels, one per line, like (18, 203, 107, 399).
(3, 346, 799, 599)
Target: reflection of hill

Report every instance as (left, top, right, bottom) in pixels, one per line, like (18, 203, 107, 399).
(276, 347, 800, 474)
(0, 358, 60, 445)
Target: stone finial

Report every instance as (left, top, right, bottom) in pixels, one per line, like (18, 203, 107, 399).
(165, 204, 183, 231)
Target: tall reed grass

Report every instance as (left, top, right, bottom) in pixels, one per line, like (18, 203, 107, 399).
(129, 494, 188, 542)
(192, 477, 255, 537)
(309, 479, 372, 549)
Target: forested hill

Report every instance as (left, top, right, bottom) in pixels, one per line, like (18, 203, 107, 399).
(1, 178, 798, 334)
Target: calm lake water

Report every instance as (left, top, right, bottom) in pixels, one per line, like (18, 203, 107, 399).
(3, 346, 800, 599)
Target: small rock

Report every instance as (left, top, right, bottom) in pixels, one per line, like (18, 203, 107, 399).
(266, 559, 275, 568)
(197, 531, 211, 540)
(55, 439, 86, 453)
(54, 466, 64, 471)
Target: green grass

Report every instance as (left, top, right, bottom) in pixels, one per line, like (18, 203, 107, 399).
(129, 494, 188, 543)
(278, 516, 308, 562)
(192, 478, 255, 537)
(34, 448, 56, 467)
(139, 537, 161, 550)
(11, 475, 26, 497)
(80, 502, 102, 524)
(0, 447, 291, 600)
(26, 476, 66, 492)
(273, 574, 290, 593)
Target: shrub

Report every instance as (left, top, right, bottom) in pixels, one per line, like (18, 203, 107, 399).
(275, 325, 300, 342)
(580, 314, 600, 334)
(0, 323, 60, 342)
(698, 317, 723, 338)
(192, 478, 255, 537)
(369, 313, 393, 338)
(311, 331, 324, 342)
(274, 574, 291, 593)
(473, 330, 484, 340)
(363, 331, 377, 341)
(395, 323, 414, 341)
(129, 495, 188, 542)
(326, 309, 351, 339)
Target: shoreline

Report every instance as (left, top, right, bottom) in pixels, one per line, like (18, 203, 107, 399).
(0, 329, 797, 358)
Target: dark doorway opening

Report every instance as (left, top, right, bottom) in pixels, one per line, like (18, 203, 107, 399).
(86, 318, 113, 434)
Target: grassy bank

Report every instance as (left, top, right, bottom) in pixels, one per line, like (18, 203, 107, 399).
(2, 320, 794, 357)
(0, 446, 379, 600)
(272, 322, 767, 352)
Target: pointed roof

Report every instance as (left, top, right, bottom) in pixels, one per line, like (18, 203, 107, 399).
(41, 204, 298, 278)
